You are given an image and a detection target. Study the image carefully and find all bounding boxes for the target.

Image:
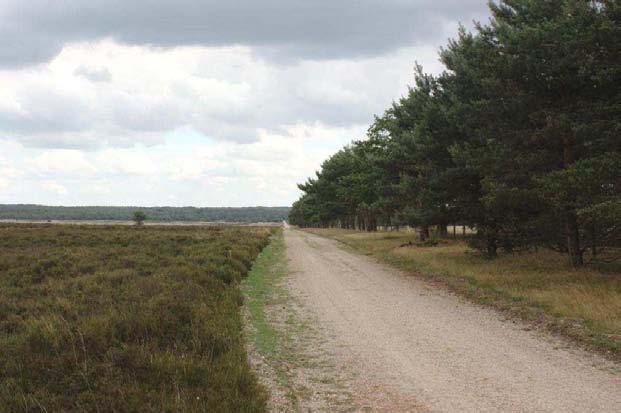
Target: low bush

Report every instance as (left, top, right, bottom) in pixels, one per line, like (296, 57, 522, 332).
(0, 223, 273, 412)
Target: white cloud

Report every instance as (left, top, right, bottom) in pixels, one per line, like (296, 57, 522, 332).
(0, 151, 22, 192)
(73, 65, 112, 82)
(96, 149, 158, 176)
(29, 150, 97, 175)
(0, 166, 19, 191)
(40, 180, 68, 195)
(0, 121, 360, 206)
(0, 40, 441, 150)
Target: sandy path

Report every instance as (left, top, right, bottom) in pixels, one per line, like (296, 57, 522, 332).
(285, 228, 620, 412)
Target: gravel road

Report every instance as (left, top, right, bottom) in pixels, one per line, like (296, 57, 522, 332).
(285, 227, 620, 412)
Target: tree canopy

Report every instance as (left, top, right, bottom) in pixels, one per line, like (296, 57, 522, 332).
(289, 0, 621, 266)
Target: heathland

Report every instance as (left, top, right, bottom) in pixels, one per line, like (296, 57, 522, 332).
(0, 223, 274, 412)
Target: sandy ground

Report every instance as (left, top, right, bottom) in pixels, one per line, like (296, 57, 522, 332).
(285, 227, 620, 412)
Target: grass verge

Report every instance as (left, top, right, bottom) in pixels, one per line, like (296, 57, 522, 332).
(304, 228, 621, 360)
(0, 223, 271, 412)
(242, 230, 288, 367)
(242, 230, 355, 411)
(242, 230, 302, 408)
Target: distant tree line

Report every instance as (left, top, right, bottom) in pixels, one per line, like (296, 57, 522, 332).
(0, 204, 290, 223)
(289, 0, 621, 266)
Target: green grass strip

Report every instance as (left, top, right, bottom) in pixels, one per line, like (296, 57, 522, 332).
(243, 230, 288, 358)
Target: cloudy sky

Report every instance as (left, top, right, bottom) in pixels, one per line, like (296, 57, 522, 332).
(0, 0, 488, 207)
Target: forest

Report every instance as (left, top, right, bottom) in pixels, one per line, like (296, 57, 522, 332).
(0, 204, 290, 223)
(289, 0, 621, 267)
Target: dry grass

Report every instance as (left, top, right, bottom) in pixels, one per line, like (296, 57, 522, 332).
(304, 228, 621, 357)
(0, 223, 274, 412)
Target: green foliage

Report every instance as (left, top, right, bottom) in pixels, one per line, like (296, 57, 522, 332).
(290, 0, 621, 266)
(0, 223, 273, 412)
(132, 210, 147, 225)
(0, 204, 290, 223)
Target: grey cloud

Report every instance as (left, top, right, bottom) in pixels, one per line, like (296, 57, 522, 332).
(0, 0, 487, 150)
(0, 0, 488, 67)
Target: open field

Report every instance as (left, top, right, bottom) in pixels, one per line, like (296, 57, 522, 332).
(0, 223, 274, 412)
(304, 228, 621, 357)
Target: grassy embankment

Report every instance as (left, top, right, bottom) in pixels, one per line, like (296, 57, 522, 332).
(0, 223, 274, 412)
(304, 228, 621, 358)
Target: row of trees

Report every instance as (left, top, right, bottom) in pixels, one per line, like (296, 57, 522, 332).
(0, 205, 290, 223)
(290, 0, 621, 266)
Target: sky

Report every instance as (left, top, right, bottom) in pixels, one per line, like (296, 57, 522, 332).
(0, 0, 489, 207)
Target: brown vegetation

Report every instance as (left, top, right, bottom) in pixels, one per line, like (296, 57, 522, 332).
(0, 223, 273, 412)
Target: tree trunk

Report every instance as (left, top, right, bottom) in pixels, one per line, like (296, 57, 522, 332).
(591, 223, 597, 259)
(419, 225, 429, 241)
(566, 207, 583, 267)
(437, 223, 448, 238)
(563, 137, 583, 267)
(502, 236, 514, 253)
(486, 234, 497, 259)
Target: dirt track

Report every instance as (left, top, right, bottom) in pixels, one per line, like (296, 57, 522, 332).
(285, 227, 620, 412)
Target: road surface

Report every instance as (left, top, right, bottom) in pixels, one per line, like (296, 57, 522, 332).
(285, 227, 620, 412)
